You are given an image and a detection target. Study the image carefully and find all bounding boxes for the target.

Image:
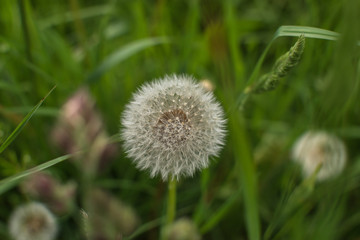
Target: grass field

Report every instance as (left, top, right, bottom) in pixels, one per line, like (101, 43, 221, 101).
(1, 0, 360, 239)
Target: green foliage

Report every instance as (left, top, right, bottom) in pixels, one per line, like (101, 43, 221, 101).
(0, 154, 71, 195)
(0, 86, 55, 154)
(0, 0, 360, 239)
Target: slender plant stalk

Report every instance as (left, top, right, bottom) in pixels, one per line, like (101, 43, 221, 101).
(18, 0, 32, 62)
(68, 0, 91, 66)
(166, 176, 177, 225)
(68, 0, 87, 44)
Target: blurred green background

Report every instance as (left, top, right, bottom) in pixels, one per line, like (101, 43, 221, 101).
(1, 0, 360, 239)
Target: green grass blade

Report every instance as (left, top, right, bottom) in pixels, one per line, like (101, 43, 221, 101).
(237, 25, 360, 108)
(200, 190, 241, 234)
(0, 154, 71, 195)
(86, 37, 170, 84)
(276, 25, 340, 40)
(123, 218, 162, 240)
(230, 112, 261, 240)
(0, 81, 23, 94)
(335, 126, 360, 138)
(2, 107, 59, 117)
(0, 85, 56, 154)
(39, 5, 113, 29)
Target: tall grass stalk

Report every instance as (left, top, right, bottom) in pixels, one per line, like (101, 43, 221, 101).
(229, 111, 260, 240)
(17, 0, 32, 62)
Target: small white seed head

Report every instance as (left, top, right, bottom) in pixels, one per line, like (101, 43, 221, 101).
(292, 131, 347, 181)
(8, 202, 57, 240)
(199, 79, 215, 92)
(163, 218, 201, 240)
(121, 74, 226, 181)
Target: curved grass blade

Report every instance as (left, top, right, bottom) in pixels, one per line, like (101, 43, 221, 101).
(86, 37, 169, 84)
(275, 25, 340, 41)
(0, 37, 58, 85)
(39, 5, 113, 29)
(0, 81, 23, 94)
(2, 107, 59, 117)
(0, 85, 56, 154)
(200, 190, 241, 234)
(0, 154, 70, 195)
(336, 126, 360, 138)
(123, 218, 162, 240)
(236, 25, 360, 108)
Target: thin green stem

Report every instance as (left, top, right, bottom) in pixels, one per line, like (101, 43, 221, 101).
(68, 0, 91, 66)
(18, 0, 32, 62)
(68, 0, 87, 44)
(166, 177, 177, 225)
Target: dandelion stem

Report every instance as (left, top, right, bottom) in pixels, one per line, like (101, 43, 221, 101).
(166, 176, 177, 225)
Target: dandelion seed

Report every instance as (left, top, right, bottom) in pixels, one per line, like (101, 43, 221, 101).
(9, 202, 57, 240)
(292, 131, 347, 181)
(121, 74, 226, 181)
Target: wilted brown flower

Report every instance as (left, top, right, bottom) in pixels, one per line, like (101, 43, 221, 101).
(52, 88, 117, 174)
(21, 172, 77, 215)
(84, 188, 139, 239)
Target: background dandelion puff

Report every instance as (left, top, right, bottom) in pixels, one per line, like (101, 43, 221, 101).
(292, 131, 347, 181)
(8, 202, 57, 240)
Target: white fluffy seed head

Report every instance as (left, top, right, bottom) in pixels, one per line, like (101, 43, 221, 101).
(121, 74, 226, 181)
(163, 218, 201, 240)
(291, 131, 347, 181)
(8, 202, 57, 240)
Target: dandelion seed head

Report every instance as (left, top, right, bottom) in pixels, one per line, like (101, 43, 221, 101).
(9, 202, 57, 240)
(163, 218, 201, 240)
(292, 131, 347, 181)
(121, 74, 226, 180)
(200, 79, 215, 92)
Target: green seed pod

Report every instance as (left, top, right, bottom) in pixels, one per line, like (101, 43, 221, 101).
(253, 35, 305, 94)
